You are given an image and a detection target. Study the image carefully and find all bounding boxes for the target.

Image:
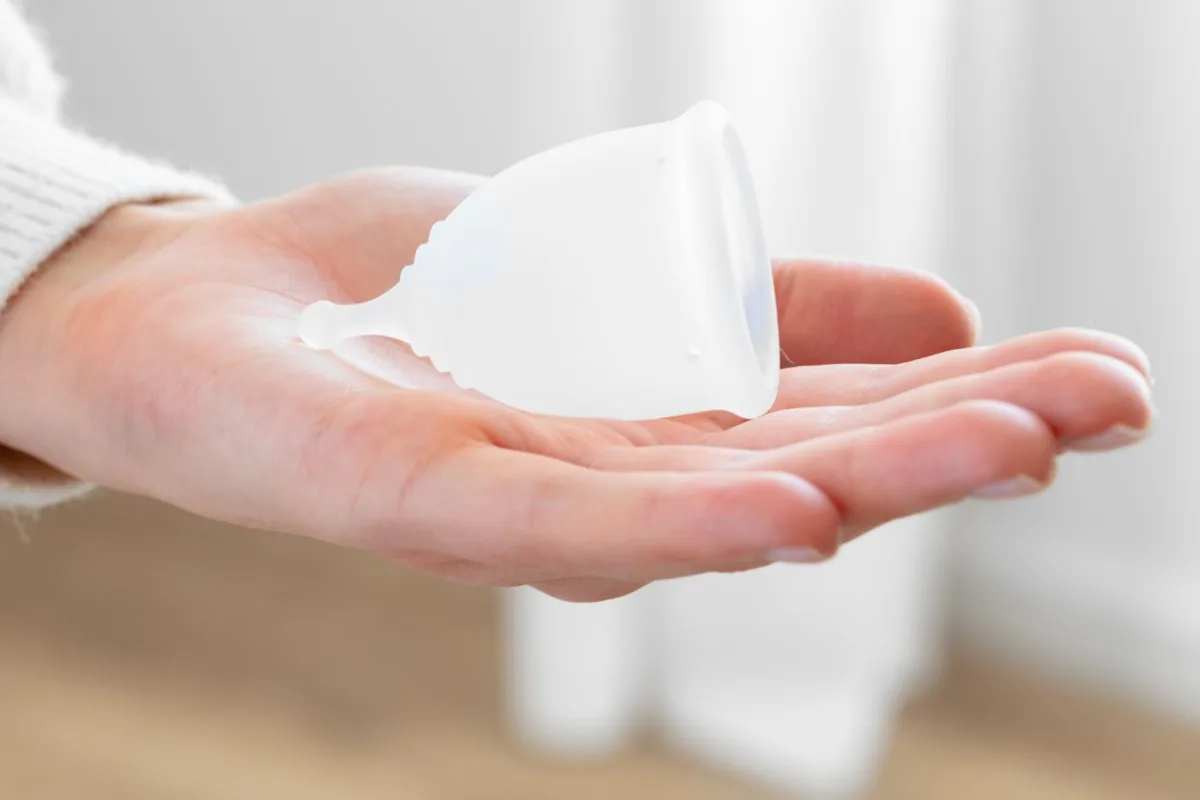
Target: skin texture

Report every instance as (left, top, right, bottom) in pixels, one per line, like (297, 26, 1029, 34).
(0, 167, 1155, 601)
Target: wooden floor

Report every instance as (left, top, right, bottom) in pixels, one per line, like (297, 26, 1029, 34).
(0, 494, 1197, 799)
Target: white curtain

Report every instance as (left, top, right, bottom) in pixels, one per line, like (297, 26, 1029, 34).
(506, 2, 953, 797)
(505, 1, 1200, 796)
(952, 0, 1200, 726)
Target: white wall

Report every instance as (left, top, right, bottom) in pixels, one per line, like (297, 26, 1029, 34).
(29, 0, 538, 198)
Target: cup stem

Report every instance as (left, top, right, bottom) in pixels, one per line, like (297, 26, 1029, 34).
(297, 291, 410, 351)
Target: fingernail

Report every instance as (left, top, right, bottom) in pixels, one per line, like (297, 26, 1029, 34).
(970, 475, 1047, 500)
(961, 295, 983, 341)
(765, 547, 831, 564)
(1062, 423, 1149, 453)
(1095, 331, 1152, 378)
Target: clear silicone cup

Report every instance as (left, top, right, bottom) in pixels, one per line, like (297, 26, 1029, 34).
(298, 100, 779, 421)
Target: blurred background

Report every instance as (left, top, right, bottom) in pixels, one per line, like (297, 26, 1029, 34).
(4, 0, 1197, 797)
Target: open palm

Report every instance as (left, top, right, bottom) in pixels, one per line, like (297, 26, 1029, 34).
(0, 168, 1153, 601)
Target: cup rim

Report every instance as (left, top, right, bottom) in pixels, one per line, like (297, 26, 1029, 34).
(673, 100, 780, 417)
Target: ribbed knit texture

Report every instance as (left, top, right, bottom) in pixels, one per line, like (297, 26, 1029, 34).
(0, 1, 237, 509)
(0, 99, 236, 314)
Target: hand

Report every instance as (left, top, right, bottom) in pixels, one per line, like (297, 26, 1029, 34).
(0, 168, 1154, 601)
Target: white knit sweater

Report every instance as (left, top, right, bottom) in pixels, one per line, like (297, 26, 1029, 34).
(0, 1, 235, 509)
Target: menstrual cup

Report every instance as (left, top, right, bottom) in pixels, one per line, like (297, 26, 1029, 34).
(298, 100, 779, 421)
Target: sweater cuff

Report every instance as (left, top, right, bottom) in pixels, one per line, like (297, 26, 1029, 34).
(0, 445, 95, 510)
(0, 100, 236, 303)
(0, 99, 237, 509)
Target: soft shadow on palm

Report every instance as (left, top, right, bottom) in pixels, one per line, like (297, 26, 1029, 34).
(330, 335, 722, 442)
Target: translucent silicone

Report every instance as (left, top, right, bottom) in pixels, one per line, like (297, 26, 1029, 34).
(298, 100, 779, 420)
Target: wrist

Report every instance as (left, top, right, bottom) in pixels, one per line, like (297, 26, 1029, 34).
(17, 199, 220, 289)
(0, 199, 222, 479)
